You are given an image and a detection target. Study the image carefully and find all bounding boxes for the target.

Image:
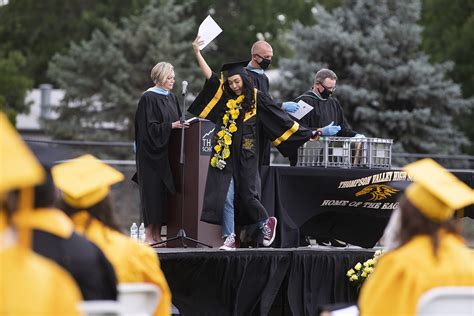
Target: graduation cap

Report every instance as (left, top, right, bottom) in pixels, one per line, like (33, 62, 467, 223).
(0, 112, 45, 247)
(0, 113, 45, 194)
(52, 154, 124, 209)
(221, 60, 250, 77)
(403, 159, 474, 222)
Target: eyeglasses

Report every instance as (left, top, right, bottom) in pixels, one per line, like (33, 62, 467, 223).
(318, 82, 336, 92)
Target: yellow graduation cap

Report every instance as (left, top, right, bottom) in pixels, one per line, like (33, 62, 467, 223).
(403, 159, 474, 222)
(52, 154, 124, 209)
(0, 113, 45, 194)
(0, 112, 45, 248)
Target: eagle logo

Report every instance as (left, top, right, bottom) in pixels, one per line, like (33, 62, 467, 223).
(242, 138, 254, 151)
(355, 184, 399, 201)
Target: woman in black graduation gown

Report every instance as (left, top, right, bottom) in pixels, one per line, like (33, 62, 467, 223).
(190, 36, 318, 248)
(134, 62, 188, 244)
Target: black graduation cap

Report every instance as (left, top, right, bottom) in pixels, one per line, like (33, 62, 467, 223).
(220, 60, 250, 77)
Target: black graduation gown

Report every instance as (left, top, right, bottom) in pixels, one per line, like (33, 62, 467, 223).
(189, 73, 312, 225)
(31, 210, 117, 300)
(247, 69, 272, 166)
(294, 91, 356, 137)
(247, 69, 270, 95)
(288, 91, 357, 165)
(134, 91, 181, 225)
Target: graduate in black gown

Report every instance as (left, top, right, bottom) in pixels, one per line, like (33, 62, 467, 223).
(21, 167, 118, 300)
(133, 62, 189, 244)
(190, 36, 318, 248)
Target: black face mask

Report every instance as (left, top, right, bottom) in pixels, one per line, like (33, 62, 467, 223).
(319, 87, 332, 99)
(257, 55, 271, 70)
(318, 85, 333, 99)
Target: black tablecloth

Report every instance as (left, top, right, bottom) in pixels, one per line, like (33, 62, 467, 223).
(287, 250, 372, 316)
(160, 249, 290, 316)
(260, 167, 474, 248)
(159, 248, 374, 316)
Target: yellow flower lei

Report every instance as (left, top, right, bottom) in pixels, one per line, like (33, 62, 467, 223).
(210, 95, 245, 170)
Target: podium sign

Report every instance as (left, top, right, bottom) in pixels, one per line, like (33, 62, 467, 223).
(199, 121, 214, 156)
(167, 119, 222, 247)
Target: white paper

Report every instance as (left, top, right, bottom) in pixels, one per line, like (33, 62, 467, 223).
(198, 15, 223, 50)
(331, 305, 359, 316)
(289, 100, 314, 120)
(185, 117, 200, 124)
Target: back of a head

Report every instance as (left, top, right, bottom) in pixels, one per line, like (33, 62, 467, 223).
(0, 112, 45, 247)
(386, 159, 474, 253)
(34, 166, 56, 209)
(0, 113, 45, 197)
(403, 159, 474, 222)
(52, 155, 124, 231)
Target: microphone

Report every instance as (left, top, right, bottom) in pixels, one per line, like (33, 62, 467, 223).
(181, 81, 188, 96)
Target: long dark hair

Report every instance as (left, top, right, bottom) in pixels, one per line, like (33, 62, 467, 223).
(34, 167, 56, 209)
(398, 196, 460, 257)
(222, 72, 256, 114)
(56, 196, 121, 233)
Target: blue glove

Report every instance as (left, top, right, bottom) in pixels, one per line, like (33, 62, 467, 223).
(321, 121, 341, 136)
(282, 101, 300, 113)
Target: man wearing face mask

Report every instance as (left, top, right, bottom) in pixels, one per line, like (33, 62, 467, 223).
(246, 40, 300, 166)
(288, 68, 362, 248)
(287, 68, 361, 167)
(246, 40, 273, 95)
(246, 40, 274, 167)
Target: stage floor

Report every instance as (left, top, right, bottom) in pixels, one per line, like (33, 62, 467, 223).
(157, 246, 379, 316)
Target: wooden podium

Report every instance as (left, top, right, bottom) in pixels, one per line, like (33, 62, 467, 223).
(166, 119, 222, 247)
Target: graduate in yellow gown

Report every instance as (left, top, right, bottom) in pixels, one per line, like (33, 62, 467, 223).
(0, 113, 82, 315)
(359, 159, 474, 316)
(52, 154, 172, 316)
(16, 167, 118, 301)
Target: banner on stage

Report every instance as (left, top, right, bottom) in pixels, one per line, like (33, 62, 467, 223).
(319, 171, 415, 211)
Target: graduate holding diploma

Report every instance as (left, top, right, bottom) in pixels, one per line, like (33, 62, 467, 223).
(189, 35, 319, 249)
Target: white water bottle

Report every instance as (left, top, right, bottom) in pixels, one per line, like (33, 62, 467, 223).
(138, 222, 145, 242)
(130, 222, 138, 240)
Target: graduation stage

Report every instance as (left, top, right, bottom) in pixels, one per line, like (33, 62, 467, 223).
(164, 119, 474, 248)
(157, 246, 376, 316)
(158, 165, 473, 315)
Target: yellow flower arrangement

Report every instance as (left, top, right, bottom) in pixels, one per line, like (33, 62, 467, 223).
(210, 95, 245, 170)
(347, 250, 384, 288)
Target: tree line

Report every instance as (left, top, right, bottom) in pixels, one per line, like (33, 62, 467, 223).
(0, 0, 472, 162)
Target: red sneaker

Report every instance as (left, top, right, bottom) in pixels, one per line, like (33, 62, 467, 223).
(219, 233, 237, 251)
(262, 217, 277, 247)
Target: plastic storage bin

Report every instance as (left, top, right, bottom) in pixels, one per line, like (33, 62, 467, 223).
(297, 137, 392, 169)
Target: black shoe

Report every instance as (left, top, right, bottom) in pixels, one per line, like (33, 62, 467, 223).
(299, 235, 311, 247)
(330, 239, 348, 248)
(316, 238, 332, 247)
(316, 238, 348, 248)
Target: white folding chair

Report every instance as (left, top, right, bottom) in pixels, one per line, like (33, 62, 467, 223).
(417, 286, 474, 316)
(78, 300, 122, 316)
(118, 283, 162, 316)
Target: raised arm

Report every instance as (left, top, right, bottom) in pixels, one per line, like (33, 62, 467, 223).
(192, 36, 212, 79)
